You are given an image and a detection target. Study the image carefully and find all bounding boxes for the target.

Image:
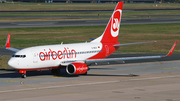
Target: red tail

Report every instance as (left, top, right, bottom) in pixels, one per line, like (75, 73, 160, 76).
(92, 2, 123, 43)
(101, 2, 123, 43)
(5, 33, 11, 48)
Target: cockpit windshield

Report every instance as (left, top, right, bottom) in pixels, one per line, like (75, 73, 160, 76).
(12, 55, 26, 58)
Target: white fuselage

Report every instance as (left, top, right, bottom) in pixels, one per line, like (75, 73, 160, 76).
(8, 42, 102, 70)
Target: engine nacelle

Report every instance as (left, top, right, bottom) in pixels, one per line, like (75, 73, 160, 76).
(66, 62, 88, 75)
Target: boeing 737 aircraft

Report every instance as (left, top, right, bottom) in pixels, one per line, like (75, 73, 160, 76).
(5, 2, 177, 78)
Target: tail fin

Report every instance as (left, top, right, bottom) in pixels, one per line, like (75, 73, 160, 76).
(91, 2, 123, 43)
(5, 33, 11, 48)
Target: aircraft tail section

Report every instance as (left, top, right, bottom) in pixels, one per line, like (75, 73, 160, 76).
(91, 2, 123, 43)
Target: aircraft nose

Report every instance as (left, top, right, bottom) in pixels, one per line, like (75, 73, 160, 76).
(8, 59, 18, 69)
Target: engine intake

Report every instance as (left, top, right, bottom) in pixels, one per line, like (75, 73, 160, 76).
(66, 62, 88, 75)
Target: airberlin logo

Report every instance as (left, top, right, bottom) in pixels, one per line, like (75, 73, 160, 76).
(77, 66, 88, 73)
(113, 18, 119, 31)
(39, 47, 76, 61)
(111, 9, 121, 37)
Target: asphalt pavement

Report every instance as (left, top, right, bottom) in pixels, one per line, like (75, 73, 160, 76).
(0, 18, 179, 28)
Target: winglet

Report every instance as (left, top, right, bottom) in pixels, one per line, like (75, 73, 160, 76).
(164, 41, 177, 57)
(5, 33, 11, 48)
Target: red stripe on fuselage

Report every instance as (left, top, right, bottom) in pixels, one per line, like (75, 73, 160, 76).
(15, 66, 66, 71)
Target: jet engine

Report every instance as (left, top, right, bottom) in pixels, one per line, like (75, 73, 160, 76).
(66, 62, 88, 75)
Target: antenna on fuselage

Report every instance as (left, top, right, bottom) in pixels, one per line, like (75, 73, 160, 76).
(61, 42, 63, 45)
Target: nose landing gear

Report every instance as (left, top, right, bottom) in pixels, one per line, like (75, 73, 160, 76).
(21, 73, 26, 78)
(19, 70, 27, 78)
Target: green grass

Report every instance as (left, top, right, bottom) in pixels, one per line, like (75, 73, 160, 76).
(0, 57, 10, 69)
(0, 23, 180, 53)
(123, 11, 180, 16)
(0, 3, 116, 11)
(0, 23, 180, 70)
(0, 10, 179, 16)
(0, 12, 112, 16)
(0, 10, 179, 22)
(123, 3, 180, 9)
(0, 3, 179, 22)
(0, 3, 180, 11)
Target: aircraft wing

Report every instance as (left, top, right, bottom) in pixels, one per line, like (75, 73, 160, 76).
(86, 41, 177, 64)
(114, 41, 156, 47)
(5, 33, 20, 52)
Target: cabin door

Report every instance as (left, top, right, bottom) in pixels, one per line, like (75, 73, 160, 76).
(32, 50, 38, 63)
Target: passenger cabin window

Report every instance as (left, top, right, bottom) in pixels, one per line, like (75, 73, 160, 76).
(12, 55, 26, 58)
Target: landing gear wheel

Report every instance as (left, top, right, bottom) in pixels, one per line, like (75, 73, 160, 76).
(51, 69, 60, 75)
(21, 74, 26, 78)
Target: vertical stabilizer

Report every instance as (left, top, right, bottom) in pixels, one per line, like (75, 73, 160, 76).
(91, 2, 123, 43)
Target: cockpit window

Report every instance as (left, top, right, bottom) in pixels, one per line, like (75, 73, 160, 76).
(12, 55, 26, 58)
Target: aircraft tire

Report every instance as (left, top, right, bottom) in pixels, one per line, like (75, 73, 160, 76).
(21, 74, 26, 78)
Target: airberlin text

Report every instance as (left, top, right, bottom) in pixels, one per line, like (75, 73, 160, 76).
(39, 47, 76, 61)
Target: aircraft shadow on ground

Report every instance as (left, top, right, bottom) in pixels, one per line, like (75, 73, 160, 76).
(85, 74, 139, 77)
(0, 70, 52, 78)
(0, 68, 139, 78)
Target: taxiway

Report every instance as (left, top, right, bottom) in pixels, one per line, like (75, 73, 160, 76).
(0, 59, 180, 101)
(0, 18, 180, 28)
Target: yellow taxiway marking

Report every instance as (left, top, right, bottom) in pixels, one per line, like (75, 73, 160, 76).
(91, 73, 101, 75)
(0, 79, 20, 83)
(21, 78, 41, 89)
(52, 76, 62, 78)
(20, 76, 83, 94)
(163, 67, 178, 70)
(4, 80, 19, 82)
(20, 76, 63, 88)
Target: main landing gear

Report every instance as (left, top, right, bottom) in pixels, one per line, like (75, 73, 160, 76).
(18, 69, 61, 78)
(51, 68, 60, 75)
(80, 72, 88, 75)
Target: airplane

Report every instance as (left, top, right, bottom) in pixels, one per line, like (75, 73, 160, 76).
(5, 2, 177, 78)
